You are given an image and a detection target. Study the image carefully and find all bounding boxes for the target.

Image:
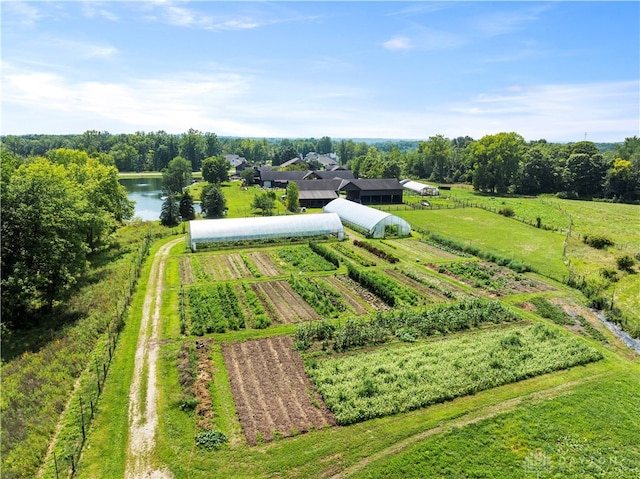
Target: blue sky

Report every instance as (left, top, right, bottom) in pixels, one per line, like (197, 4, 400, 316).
(2, 1, 638, 142)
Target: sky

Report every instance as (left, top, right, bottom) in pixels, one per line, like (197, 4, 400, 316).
(1, 1, 639, 142)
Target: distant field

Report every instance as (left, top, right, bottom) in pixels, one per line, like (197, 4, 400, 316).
(397, 208, 569, 281)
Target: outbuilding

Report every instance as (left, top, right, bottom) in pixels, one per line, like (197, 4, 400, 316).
(187, 213, 344, 251)
(323, 198, 411, 238)
(400, 179, 440, 196)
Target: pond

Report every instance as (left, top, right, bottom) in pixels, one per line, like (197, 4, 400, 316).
(119, 177, 164, 221)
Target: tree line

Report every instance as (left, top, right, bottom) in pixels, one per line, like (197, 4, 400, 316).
(1, 148, 133, 327)
(3, 131, 638, 201)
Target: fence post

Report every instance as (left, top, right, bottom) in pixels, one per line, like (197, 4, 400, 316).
(95, 360, 101, 395)
(79, 397, 85, 440)
(53, 451, 59, 479)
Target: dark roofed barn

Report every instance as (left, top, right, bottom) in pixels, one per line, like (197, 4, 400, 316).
(339, 179, 404, 204)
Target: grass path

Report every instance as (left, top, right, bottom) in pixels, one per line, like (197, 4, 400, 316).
(327, 373, 609, 479)
(124, 237, 183, 479)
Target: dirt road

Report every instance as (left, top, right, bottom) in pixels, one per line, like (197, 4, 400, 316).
(124, 237, 182, 479)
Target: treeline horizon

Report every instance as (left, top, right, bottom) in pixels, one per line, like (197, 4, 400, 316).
(1, 130, 639, 202)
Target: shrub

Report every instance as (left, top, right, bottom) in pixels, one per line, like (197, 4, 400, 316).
(616, 254, 635, 272)
(498, 206, 515, 217)
(583, 234, 614, 249)
(195, 429, 228, 450)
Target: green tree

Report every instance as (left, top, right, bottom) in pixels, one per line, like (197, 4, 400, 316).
(160, 194, 180, 227)
(201, 156, 230, 184)
(469, 132, 525, 194)
(419, 135, 451, 182)
(566, 152, 606, 197)
(252, 191, 276, 216)
(180, 128, 205, 171)
(1, 158, 88, 321)
(605, 158, 639, 201)
(179, 190, 196, 220)
(204, 132, 223, 158)
(286, 181, 300, 212)
(201, 184, 227, 218)
(240, 168, 255, 186)
(317, 136, 333, 154)
(162, 156, 192, 194)
(110, 143, 140, 172)
(514, 146, 561, 195)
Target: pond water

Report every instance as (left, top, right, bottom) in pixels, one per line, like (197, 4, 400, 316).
(119, 177, 164, 221)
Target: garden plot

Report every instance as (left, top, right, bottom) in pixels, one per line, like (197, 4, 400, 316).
(383, 268, 458, 303)
(251, 280, 320, 323)
(222, 336, 335, 446)
(246, 251, 281, 276)
(427, 261, 555, 296)
(384, 238, 461, 261)
(306, 324, 602, 425)
(199, 253, 252, 281)
(332, 274, 391, 311)
(321, 276, 370, 316)
(180, 256, 195, 284)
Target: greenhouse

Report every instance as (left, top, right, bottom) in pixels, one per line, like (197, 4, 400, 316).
(187, 213, 344, 251)
(400, 179, 440, 196)
(323, 198, 412, 238)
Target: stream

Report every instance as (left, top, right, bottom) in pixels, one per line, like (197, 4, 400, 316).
(593, 310, 640, 355)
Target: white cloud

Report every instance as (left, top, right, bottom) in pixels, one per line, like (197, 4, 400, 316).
(470, 5, 552, 38)
(383, 36, 413, 51)
(2, 1, 46, 27)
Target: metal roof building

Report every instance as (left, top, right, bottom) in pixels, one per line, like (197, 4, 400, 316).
(323, 198, 411, 238)
(187, 213, 344, 251)
(400, 179, 440, 196)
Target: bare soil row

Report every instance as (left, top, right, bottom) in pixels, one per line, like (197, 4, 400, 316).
(222, 336, 335, 446)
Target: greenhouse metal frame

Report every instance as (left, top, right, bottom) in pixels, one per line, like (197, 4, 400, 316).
(400, 179, 440, 196)
(187, 213, 344, 251)
(323, 198, 411, 238)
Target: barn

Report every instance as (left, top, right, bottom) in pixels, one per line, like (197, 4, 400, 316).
(323, 198, 411, 238)
(187, 213, 344, 251)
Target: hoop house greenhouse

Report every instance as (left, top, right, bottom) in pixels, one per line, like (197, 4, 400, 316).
(400, 179, 440, 196)
(187, 213, 344, 251)
(323, 198, 411, 238)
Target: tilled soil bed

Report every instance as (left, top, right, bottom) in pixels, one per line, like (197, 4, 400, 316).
(222, 336, 335, 446)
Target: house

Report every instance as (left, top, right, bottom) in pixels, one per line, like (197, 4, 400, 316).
(338, 179, 404, 204)
(225, 154, 249, 174)
(303, 169, 354, 181)
(278, 157, 307, 169)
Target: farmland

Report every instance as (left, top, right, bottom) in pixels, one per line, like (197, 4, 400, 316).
(9, 196, 639, 479)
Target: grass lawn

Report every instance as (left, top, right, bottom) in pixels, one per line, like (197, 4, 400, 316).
(396, 208, 569, 281)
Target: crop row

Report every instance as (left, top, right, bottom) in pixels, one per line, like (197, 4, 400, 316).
(305, 324, 602, 425)
(277, 246, 338, 272)
(240, 254, 262, 278)
(346, 262, 417, 307)
(188, 283, 245, 335)
(294, 298, 517, 352)
(353, 239, 399, 263)
(308, 241, 341, 268)
(241, 283, 271, 329)
(287, 274, 348, 318)
(332, 243, 376, 267)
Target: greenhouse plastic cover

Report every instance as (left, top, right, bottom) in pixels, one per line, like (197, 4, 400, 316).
(323, 198, 411, 237)
(402, 180, 434, 194)
(188, 212, 344, 249)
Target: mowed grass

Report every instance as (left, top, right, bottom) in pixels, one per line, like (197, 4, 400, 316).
(352, 371, 640, 479)
(397, 208, 569, 281)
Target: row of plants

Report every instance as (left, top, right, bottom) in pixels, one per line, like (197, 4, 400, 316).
(400, 268, 457, 300)
(305, 324, 603, 425)
(241, 283, 271, 329)
(240, 254, 262, 278)
(190, 256, 211, 282)
(331, 243, 376, 267)
(528, 296, 608, 343)
(346, 262, 417, 307)
(287, 274, 348, 318)
(308, 241, 341, 268)
(294, 298, 518, 352)
(426, 232, 534, 273)
(353, 239, 400, 263)
(436, 261, 511, 294)
(187, 283, 245, 335)
(277, 246, 338, 272)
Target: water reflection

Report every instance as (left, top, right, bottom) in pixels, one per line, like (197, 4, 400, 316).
(119, 177, 164, 221)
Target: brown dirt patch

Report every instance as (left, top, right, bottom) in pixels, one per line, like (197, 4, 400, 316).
(194, 341, 215, 430)
(179, 256, 195, 284)
(251, 280, 320, 323)
(333, 275, 391, 311)
(322, 276, 370, 315)
(247, 251, 281, 276)
(222, 336, 335, 446)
